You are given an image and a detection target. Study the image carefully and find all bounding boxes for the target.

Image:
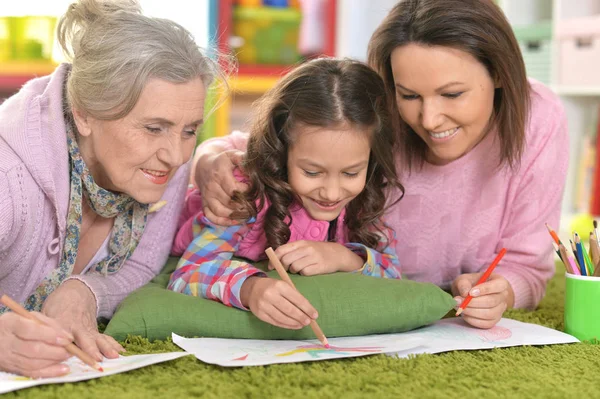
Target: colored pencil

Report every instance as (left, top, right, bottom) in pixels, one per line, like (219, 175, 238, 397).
(456, 248, 507, 316)
(594, 220, 600, 246)
(546, 223, 563, 261)
(579, 234, 594, 275)
(546, 223, 562, 245)
(557, 243, 574, 274)
(264, 247, 329, 348)
(570, 239, 580, 269)
(575, 234, 588, 276)
(590, 232, 600, 267)
(0, 295, 103, 372)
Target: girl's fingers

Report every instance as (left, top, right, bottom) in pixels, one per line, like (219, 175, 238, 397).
(280, 287, 318, 319)
(273, 299, 311, 326)
(203, 206, 235, 226)
(288, 258, 316, 274)
(461, 314, 502, 329)
(260, 305, 304, 330)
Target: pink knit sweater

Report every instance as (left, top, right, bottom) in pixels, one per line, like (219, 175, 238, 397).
(0, 64, 190, 318)
(201, 80, 568, 309)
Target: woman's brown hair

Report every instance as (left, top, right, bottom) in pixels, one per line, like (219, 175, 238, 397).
(367, 0, 530, 171)
(233, 58, 404, 250)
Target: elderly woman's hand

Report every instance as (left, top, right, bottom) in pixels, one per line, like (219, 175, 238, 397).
(0, 311, 73, 377)
(194, 149, 249, 225)
(42, 280, 125, 362)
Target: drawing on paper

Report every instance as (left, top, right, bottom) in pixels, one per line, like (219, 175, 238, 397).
(276, 345, 383, 359)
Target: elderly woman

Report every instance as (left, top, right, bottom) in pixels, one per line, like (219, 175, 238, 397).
(0, 0, 219, 377)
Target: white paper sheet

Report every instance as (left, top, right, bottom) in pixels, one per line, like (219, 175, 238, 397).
(388, 317, 579, 358)
(0, 352, 190, 394)
(173, 333, 425, 367)
(173, 317, 579, 367)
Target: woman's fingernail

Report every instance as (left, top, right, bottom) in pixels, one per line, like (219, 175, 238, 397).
(454, 296, 463, 306)
(471, 288, 480, 296)
(312, 312, 318, 319)
(58, 365, 70, 374)
(57, 336, 70, 346)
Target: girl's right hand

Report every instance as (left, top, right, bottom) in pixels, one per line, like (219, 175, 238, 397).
(0, 311, 74, 378)
(195, 149, 249, 225)
(240, 277, 318, 330)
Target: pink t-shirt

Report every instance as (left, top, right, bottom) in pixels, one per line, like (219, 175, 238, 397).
(198, 80, 568, 309)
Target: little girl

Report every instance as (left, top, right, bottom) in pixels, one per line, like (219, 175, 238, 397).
(168, 58, 404, 330)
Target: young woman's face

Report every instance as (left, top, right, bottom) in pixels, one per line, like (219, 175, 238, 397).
(287, 124, 370, 221)
(390, 43, 497, 165)
(75, 78, 205, 204)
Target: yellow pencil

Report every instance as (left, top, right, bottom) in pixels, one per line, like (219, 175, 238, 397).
(264, 247, 329, 348)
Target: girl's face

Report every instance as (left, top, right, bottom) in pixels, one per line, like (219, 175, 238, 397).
(287, 124, 370, 221)
(74, 78, 205, 204)
(390, 43, 497, 165)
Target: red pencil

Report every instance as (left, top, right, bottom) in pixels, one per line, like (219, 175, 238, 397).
(455, 248, 507, 316)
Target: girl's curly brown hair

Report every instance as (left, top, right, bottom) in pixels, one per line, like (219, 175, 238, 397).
(232, 58, 404, 250)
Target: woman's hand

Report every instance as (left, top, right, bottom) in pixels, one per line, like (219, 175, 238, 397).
(194, 149, 249, 225)
(273, 241, 364, 276)
(451, 273, 515, 329)
(240, 276, 318, 330)
(42, 280, 125, 362)
(0, 311, 74, 377)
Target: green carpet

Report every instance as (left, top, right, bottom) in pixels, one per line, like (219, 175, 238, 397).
(6, 264, 598, 399)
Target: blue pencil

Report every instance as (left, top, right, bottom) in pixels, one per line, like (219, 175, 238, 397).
(575, 237, 587, 276)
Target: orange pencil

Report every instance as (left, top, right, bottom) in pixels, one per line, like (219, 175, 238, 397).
(0, 295, 103, 372)
(546, 223, 562, 245)
(264, 247, 330, 348)
(456, 248, 507, 316)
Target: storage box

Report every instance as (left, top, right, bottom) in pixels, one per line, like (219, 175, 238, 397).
(232, 6, 302, 65)
(557, 15, 600, 87)
(513, 21, 553, 85)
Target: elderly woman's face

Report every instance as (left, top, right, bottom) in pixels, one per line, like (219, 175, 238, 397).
(390, 43, 496, 165)
(76, 78, 205, 204)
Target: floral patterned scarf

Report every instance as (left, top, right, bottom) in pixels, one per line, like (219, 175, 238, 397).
(19, 113, 148, 312)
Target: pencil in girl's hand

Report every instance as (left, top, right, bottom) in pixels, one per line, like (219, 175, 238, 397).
(0, 295, 104, 372)
(456, 248, 507, 317)
(264, 247, 330, 348)
(594, 220, 600, 246)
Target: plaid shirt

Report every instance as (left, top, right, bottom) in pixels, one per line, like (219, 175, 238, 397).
(168, 214, 401, 310)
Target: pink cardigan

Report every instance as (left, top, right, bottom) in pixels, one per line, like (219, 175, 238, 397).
(0, 64, 190, 318)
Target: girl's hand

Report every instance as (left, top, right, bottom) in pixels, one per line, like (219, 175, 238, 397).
(42, 280, 125, 362)
(0, 311, 73, 377)
(194, 149, 249, 225)
(273, 241, 364, 276)
(240, 277, 318, 329)
(451, 273, 515, 329)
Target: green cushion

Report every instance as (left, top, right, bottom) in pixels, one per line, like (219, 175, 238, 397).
(105, 257, 456, 341)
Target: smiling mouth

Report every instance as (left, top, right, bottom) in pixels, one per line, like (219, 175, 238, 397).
(428, 127, 459, 141)
(312, 199, 342, 210)
(141, 169, 169, 184)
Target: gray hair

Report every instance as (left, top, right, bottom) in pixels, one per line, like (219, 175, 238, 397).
(58, 0, 226, 120)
